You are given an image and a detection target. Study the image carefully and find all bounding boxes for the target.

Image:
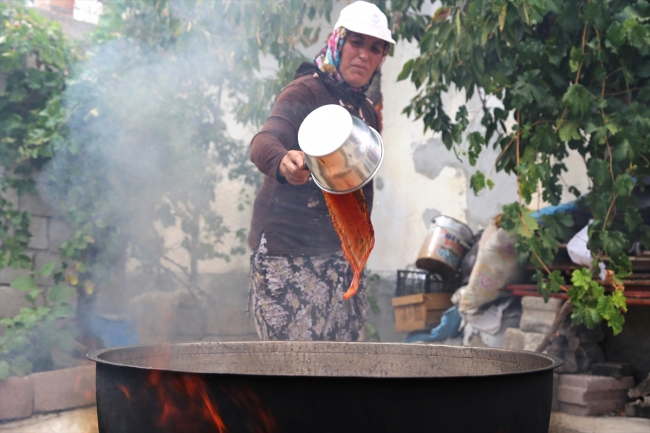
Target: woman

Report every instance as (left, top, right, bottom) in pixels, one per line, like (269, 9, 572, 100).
(248, 1, 395, 341)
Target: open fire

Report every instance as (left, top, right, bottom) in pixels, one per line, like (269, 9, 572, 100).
(117, 370, 276, 433)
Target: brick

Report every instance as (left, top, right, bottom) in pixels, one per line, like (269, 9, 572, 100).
(523, 331, 546, 351)
(626, 400, 650, 418)
(558, 384, 628, 405)
(559, 374, 635, 393)
(0, 375, 33, 421)
(19, 193, 57, 217)
(592, 362, 634, 378)
(48, 218, 74, 252)
(520, 309, 557, 334)
(559, 400, 626, 416)
(27, 216, 49, 250)
(521, 296, 563, 313)
(629, 373, 650, 399)
(501, 327, 525, 350)
(33, 365, 95, 413)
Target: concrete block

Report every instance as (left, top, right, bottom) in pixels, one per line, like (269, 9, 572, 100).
(629, 373, 650, 399)
(626, 400, 650, 418)
(523, 331, 546, 351)
(591, 362, 632, 376)
(559, 374, 635, 393)
(520, 309, 558, 334)
(558, 400, 625, 416)
(522, 296, 563, 313)
(48, 218, 74, 252)
(0, 284, 46, 319)
(558, 385, 628, 405)
(32, 365, 96, 413)
(19, 193, 57, 217)
(501, 327, 525, 350)
(28, 216, 49, 250)
(0, 375, 33, 421)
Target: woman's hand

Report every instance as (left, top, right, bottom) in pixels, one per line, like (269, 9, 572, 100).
(279, 150, 310, 185)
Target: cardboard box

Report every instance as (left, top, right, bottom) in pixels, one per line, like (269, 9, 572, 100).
(391, 293, 453, 333)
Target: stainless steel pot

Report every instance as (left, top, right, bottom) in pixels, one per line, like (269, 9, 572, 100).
(298, 104, 384, 194)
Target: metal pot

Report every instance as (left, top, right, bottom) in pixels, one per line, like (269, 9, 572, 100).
(88, 341, 562, 433)
(298, 104, 383, 194)
(416, 215, 474, 279)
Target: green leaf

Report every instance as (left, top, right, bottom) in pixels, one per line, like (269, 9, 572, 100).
(11, 276, 37, 292)
(558, 120, 581, 142)
(561, 84, 593, 116)
(397, 59, 414, 81)
(39, 262, 56, 277)
(470, 171, 487, 195)
(48, 284, 76, 303)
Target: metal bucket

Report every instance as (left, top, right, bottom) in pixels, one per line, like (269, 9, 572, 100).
(298, 104, 383, 194)
(88, 342, 561, 433)
(416, 215, 474, 279)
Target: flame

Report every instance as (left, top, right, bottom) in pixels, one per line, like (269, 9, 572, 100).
(118, 384, 131, 399)
(117, 371, 276, 433)
(324, 189, 375, 299)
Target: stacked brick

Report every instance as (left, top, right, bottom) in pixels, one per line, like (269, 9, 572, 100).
(0, 365, 95, 421)
(626, 374, 650, 418)
(556, 374, 634, 416)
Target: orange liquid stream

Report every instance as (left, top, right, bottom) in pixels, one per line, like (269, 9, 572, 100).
(324, 189, 374, 299)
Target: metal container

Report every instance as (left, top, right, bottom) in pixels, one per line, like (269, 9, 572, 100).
(89, 341, 561, 433)
(416, 215, 474, 279)
(298, 104, 383, 194)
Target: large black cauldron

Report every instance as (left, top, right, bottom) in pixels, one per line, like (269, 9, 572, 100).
(88, 341, 561, 433)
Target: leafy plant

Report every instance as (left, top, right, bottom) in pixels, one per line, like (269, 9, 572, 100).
(392, 0, 650, 334)
(0, 262, 76, 379)
(0, 2, 73, 273)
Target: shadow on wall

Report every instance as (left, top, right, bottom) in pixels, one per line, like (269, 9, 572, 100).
(413, 136, 519, 231)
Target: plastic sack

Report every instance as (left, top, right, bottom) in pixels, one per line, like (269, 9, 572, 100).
(458, 219, 521, 312)
(566, 222, 606, 279)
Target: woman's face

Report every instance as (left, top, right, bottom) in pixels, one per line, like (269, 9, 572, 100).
(339, 32, 386, 88)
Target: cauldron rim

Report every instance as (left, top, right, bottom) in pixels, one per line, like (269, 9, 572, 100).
(87, 341, 562, 379)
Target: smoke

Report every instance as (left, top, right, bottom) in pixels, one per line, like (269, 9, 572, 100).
(37, 9, 258, 347)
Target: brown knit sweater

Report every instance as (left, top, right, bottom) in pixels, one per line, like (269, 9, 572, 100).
(248, 68, 380, 256)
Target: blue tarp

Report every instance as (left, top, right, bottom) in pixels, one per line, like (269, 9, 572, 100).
(403, 306, 462, 343)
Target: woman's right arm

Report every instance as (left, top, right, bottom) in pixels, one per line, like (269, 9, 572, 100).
(250, 81, 315, 184)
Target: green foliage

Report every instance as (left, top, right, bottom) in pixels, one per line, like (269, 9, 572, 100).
(0, 2, 73, 274)
(394, 0, 648, 334)
(569, 268, 626, 335)
(0, 262, 76, 379)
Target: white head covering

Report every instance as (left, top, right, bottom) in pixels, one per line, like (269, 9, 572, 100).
(334, 1, 395, 44)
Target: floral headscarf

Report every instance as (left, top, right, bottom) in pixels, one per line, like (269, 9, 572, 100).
(309, 27, 387, 110)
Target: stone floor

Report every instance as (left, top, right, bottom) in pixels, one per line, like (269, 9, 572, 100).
(549, 412, 650, 433)
(1, 406, 649, 432)
(0, 407, 97, 433)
